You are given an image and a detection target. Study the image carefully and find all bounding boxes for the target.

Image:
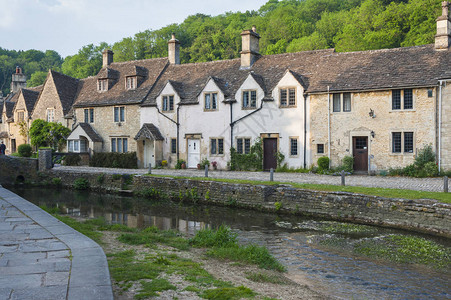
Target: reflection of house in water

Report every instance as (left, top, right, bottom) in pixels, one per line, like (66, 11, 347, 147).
(103, 211, 209, 234)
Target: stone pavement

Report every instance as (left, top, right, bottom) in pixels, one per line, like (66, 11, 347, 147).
(0, 187, 113, 300)
(53, 166, 451, 193)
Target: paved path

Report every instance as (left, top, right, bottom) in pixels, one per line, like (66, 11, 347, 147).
(53, 166, 450, 193)
(0, 187, 113, 300)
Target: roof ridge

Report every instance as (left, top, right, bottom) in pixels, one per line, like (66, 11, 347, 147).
(109, 57, 168, 66)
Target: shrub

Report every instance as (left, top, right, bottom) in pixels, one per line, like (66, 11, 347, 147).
(200, 158, 210, 169)
(422, 161, 439, 177)
(414, 145, 435, 169)
(175, 159, 186, 169)
(18, 144, 32, 157)
(89, 152, 138, 169)
(190, 225, 238, 248)
(73, 178, 89, 190)
(342, 156, 354, 173)
(317, 156, 330, 171)
(229, 138, 263, 171)
(51, 177, 62, 186)
(64, 154, 81, 166)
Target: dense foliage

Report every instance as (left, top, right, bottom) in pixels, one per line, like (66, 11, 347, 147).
(29, 119, 71, 151)
(89, 152, 138, 169)
(17, 144, 32, 157)
(0, 0, 442, 96)
(389, 145, 439, 177)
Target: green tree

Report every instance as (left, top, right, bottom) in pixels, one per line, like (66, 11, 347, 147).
(27, 71, 48, 87)
(29, 119, 70, 151)
(62, 42, 109, 79)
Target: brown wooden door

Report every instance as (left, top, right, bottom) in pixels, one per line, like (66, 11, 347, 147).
(353, 136, 368, 172)
(263, 138, 277, 171)
(11, 139, 16, 153)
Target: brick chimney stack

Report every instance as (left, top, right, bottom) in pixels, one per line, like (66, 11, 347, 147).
(240, 26, 260, 69)
(435, 1, 451, 50)
(10, 66, 26, 93)
(168, 33, 180, 65)
(102, 49, 114, 67)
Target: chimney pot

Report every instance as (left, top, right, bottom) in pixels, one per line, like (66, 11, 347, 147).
(435, 1, 451, 50)
(252, 25, 256, 32)
(102, 49, 114, 68)
(16, 66, 21, 74)
(240, 27, 261, 69)
(168, 34, 181, 65)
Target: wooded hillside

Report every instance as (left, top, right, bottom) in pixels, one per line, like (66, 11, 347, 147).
(0, 0, 442, 96)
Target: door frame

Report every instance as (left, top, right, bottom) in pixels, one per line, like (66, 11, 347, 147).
(261, 133, 279, 171)
(352, 135, 369, 172)
(187, 138, 201, 168)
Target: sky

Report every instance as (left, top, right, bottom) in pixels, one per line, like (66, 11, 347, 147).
(0, 0, 267, 58)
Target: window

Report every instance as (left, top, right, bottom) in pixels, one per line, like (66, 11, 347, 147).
(171, 138, 177, 154)
(68, 140, 74, 152)
(84, 108, 94, 123)
(17, 111, 24, 122)
(74, 140, 79, 152)
(280, 88, 296, 107)
(332, 93, 352, 112)
(428, 89, 433, 98)
(317, 144, 324, 154)
(392, 89, 414, 110)
(404, 132, 414, 153)
(392, 132, 414, 153)
(111, 137, 128, 153)
(333, 94, 341, 112)
(236, 138, 251, 154)
(343, 93, 351, 112)
(47, 108, 54, 122)
(204, 92, 218, 111)
(98, 79, 107, 91)
(242, 90, 257, 109)
(210, 138, 224, 155)
(162, 95, 174, 112)
(290, 138, 298, 156)
(126, 77, 136, 90)
(114, 106, 125, 122)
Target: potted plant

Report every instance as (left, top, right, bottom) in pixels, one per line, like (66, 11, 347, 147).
(211, 161, 218, 170)
(197, 163, 201, 170)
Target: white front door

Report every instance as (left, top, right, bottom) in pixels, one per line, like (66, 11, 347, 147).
(187, 139, 200, 168)
(143, 139, 155, 168)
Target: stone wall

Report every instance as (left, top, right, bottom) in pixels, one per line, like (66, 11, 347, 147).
(309, 88, 437, 171)
(46, 170, 451, 237)
(0, 155, 38, 184)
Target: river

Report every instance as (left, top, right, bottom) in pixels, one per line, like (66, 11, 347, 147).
(9, 187, 451, 300)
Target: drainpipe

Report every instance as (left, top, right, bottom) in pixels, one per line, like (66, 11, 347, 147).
(438, 80, 444, 170)
(156, 106, 180, 161)
(230, 99, 264, 128)
(230, 102, 234, 146)
(303, 93, 307, 169)
(327, 86, 331, 168)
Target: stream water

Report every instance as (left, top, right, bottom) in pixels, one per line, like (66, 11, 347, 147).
(9, 187, 451, 300)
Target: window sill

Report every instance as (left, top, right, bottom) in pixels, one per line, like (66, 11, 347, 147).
(203, 109, 218, 112)
(242, 107, 257, 110)
(389, 109, 416, 113)
(389, 152, 414, 156)
(279, 105, 297, 109)
(161, 111, 174, 113)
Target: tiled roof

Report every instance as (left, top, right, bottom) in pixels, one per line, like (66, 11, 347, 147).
(143, 58, 250, 106)
(50, 70, 80, 114)
(77, 123, 103, 142)
(73, 57, 168, 107)
(5, 93, 19, 119)
(134, 123, 164, 141)
(21, 86, 42, 113)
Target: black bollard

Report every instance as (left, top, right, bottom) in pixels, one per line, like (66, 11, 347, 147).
(341, 170, 345, 186)
(445, 176, 449, 193)
(148, 163, 151, 174)
(270, 168, 274, 182)
(205, 165, 208, 177)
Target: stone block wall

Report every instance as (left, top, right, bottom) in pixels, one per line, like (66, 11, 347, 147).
(46, 170, 451, 237)
(0, 155, 38, 184)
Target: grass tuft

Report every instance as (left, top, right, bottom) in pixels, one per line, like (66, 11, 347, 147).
(201, 286, 256, 300)
(135, 278, 176, 299)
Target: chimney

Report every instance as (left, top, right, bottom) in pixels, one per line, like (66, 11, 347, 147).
(435, 1, 451, 50)
(102, 49, 114, 67)
(168, 33, 180, 65)
(240, 26, 261, 69)
(10, 66, 27, 93)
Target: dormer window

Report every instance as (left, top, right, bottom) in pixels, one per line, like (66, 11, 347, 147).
(126, 76, 137, 90)
(17, 111, 24, 122)
(242, 90, 257, 109)
(98, 79, 107, 92)
(280, 87, 296, 107)
(204, 92, 218, 111)
(162, 95, 174, 112)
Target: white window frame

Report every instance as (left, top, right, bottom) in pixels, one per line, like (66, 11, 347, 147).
(98, 79, 107, 92)
(126, 76, 137, 90)
(47, 108, 55, 122)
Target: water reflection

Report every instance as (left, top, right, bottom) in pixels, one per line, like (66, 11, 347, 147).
(9, 187, 451, 300)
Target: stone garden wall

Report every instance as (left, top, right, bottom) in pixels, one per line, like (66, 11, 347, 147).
(47, 170, 451, 237)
